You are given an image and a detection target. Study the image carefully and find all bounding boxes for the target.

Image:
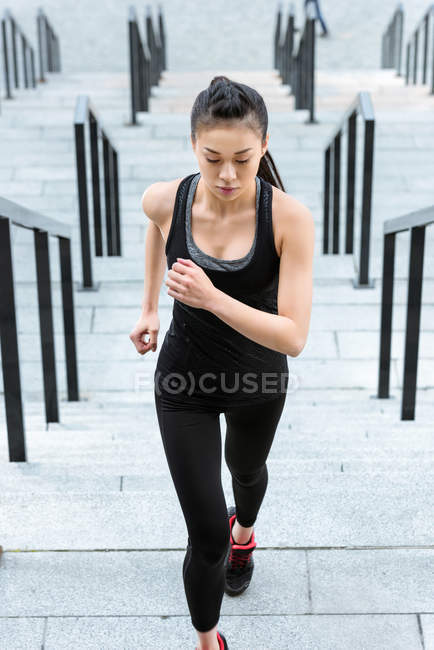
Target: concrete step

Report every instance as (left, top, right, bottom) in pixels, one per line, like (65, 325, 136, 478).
(1, 457, 433, 480)
(0, 479, 432, 549)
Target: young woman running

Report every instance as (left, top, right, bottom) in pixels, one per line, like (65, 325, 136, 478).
(130, 76, 314, 650)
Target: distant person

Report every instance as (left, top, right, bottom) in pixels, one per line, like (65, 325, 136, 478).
(305, 0, 329, 37)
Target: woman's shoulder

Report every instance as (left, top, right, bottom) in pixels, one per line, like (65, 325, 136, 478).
(140, 176, 186, 227)
(270, 184, 314, 256)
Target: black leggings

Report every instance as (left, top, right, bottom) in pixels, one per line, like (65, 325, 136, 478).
(154, 389, 287, 633)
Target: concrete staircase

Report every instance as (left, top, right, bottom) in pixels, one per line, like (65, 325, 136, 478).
(1, 64, 433, 648)
(1, 67, 433, 398)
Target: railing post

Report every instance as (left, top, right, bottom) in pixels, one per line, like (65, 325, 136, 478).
(357, 116, 375, 287)
(57, 32, 62, 71)
(158, 4, 166, 71)
(102, 134, 114, 256)
(287, 4, 296, 88)
(431, 8, 434, 94)
(306, 9, 316, 123)
(37, 8, 45, 82)
(396, 4, 404, 76)
(21, 34, 29, 88)
(0, 217, 27, 462)
(1, 13, 12, 99)
(274, 2, 282, 72)
(74, 101, 94, 289)
(413, 30, 419, 83)
(34, 229, 59, 423)
(59, 236, 79, 401)
(30, 47, 36, 88)
(89, 112, 103, 256)
(128, 6, 140, 125)
(422, 13, 429, 84)
(112, 148, 121, 256)
(146, 5, 157, 87)
(346, 112, 356, 254)
(11, 16, 18, 88)
(332, 132, 341, 254)
(401, 226, 425, 420)
(377, 232, 396, 399)
(323, 147, 330, 253)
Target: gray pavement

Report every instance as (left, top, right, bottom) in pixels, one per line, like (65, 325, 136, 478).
(1, 393, 434, 648)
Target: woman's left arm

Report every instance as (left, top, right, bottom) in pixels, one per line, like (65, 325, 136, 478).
(166, 197, 315, 358)
(208, 199, 315, 357)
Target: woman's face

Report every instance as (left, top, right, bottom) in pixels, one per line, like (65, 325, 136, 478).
(191, 122, 269, 199)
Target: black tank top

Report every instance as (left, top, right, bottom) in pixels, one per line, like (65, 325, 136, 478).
(154, 172, 289, 412)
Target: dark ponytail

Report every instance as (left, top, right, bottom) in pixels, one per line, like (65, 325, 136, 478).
(190, 75, 286, 192)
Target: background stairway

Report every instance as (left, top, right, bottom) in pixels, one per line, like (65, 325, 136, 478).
(1, 66, 433, 398)
(1, 32, 434, 650)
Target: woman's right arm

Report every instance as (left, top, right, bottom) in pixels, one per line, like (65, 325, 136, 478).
(141, 219, 167, 315)
(129, 183, 169, 355)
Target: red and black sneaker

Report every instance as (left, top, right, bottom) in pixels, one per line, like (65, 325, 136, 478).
(224, 505, 257, 597)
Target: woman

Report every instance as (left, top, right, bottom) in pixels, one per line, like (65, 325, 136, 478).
(130, 76, 314, 650)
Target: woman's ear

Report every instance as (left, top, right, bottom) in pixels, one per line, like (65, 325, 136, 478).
(262, 132, 269, 156)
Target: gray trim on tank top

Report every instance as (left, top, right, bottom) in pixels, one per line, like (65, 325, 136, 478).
(185, 172, 260, 271)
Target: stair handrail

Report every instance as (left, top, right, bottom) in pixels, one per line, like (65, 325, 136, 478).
(37, 7, 61, 83)
(1, 9, 36, 101)
(128, 4, 167, 124)
(275, 2, 298, 88)
(0, 199, 79, 462)
(73, 95, 122, 291)
(274, 2, 283, 72)
(381, 3, 404, 76)
(377, 205, 434, 420)
(128, 5, 151, 124)
(322, 91, 375, 288)
(290, 1, 317, 123)
(157, 3, 167, 71)
(145, 4, 163, 87)
(405, 4, 434, 93)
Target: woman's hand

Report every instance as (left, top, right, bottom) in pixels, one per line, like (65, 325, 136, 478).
(129, 310, 160, 355)
(166, 258, 218, 310)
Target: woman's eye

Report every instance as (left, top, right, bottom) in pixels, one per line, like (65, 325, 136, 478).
(206, 158, 249, 164)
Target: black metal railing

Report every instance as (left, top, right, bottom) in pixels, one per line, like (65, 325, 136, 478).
(381, 3, 404, 75)
(378, 206, 433, 420)
(128, 4, 166, 125)
(74, 95, 122, 290)
(1, 9, 36, 100)
(0, 199, 79, 462)
(323, 92, 375, 288)
(158, 2, 166, 71)
(274, 2, 283, 72)
(275, 2, 298, 87)
(37, 8, 61, 83)
(146, 4, 163, 87)
(291, 2, 317, 123)
(405, 5, 434, 93)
